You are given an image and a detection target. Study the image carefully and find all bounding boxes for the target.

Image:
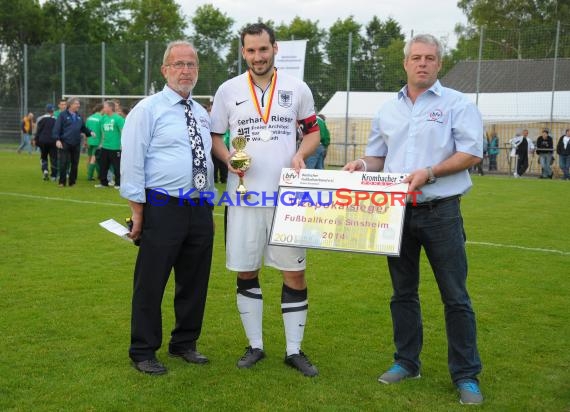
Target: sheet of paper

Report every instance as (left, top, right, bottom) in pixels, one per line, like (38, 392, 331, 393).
(99, 218, 131, 241)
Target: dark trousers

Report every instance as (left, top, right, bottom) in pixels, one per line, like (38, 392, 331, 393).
(386, 198, 481, 383)
(58, 142, 81, 186)
(100, 148, 121, 186)
(516, 154, 529, 176)
(213, 157, 228, 183)
(129, 198, 214, 362)
(488, 154, 497, 171)
(39, 142, 58, 178)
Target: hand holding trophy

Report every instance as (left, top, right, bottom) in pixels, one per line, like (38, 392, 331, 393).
(229, 135, 251, 197)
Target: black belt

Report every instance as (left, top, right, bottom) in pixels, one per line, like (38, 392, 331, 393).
(409, 195, 461, 208)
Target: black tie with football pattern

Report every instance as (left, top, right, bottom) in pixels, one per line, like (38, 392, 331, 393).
(181, 99, 207, 191)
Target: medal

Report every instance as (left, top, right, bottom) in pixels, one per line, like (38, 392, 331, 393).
(247, 69, 277, 124)
(259, 130, 272, 141)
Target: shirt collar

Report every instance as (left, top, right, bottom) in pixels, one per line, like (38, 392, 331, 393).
(163, 84, 193, 107)
(398, 79, 443, 100)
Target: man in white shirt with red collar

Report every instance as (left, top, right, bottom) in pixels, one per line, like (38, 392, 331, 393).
(210, 23, 320, 377)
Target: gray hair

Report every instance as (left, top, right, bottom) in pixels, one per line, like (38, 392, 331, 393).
(103, 100, 116, 112)
(162, 40, 199, 65)
(66, 97, 80, 106)
(404, 34, 443, 61)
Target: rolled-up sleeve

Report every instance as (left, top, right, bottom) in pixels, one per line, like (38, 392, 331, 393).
(120, 105, 153, 203)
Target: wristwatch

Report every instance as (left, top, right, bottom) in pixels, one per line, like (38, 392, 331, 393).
(426, 166, 437, 184)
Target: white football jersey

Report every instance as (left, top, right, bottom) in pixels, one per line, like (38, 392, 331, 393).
(211, 70, 316, 206)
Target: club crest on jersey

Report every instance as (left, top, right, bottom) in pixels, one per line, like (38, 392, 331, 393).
(278, 90, 293, 108)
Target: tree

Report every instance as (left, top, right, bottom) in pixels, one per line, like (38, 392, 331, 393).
(191, 4, 234, 54)
(0, 0, 45, 105)
(324, 16, 362, 100)
(275, 17, 327, 108)
(453, 0, 570, 60)
(124, 0, 186, 42)
(189, 4, 234, 96)
(358, 17, 405, 91)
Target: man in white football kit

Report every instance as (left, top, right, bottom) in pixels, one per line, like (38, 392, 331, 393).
(210, 23, 321, 376)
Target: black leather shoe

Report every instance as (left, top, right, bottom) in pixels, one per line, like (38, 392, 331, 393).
(169, 349, 209, 364)
(132, 359, 167, 375)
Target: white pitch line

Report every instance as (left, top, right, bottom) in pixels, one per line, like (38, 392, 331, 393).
(467, 241, 570, 256)
(0, 191, 127, 207)
(0, 191, 224, 216)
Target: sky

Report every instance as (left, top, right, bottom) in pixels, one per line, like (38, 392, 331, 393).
(176, 0, 468, 49)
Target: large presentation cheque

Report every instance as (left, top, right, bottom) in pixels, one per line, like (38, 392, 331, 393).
(269, 168, 409, 256)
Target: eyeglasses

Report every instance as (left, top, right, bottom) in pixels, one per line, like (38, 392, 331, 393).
(167, 61, 199, 70)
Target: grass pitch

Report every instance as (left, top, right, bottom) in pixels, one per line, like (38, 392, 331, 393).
(0, 150, 568, 411)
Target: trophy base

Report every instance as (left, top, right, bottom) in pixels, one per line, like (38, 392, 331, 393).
(236, 184, 250, 200)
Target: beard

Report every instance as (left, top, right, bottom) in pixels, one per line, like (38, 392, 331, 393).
(171, 78, 197, 96)
(248, 55, 275, 77)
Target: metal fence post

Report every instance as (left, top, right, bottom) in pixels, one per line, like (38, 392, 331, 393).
(61, 43, 65, 99)
(550, 21, 561, 130)
(344, 32, 352, 165)
(101, 42, 106, 101)
(476, 27, 484, 106)
(237, 36, 242, 75)
(23, 44, 28, 117)
(144, 41, 149, 95)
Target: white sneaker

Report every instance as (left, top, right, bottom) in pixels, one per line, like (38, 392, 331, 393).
(94, 184, 108, 188)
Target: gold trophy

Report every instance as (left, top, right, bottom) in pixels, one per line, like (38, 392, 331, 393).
(229, 135, 251, 197)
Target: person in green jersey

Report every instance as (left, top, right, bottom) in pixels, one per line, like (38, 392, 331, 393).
(305, 113, 330, 170)
(53, 99, 67, 119)
(85, 103, 103, 181)
(95, 100, 125, 188)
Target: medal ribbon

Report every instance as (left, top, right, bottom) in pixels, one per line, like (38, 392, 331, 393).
(247, 69, 277, 124)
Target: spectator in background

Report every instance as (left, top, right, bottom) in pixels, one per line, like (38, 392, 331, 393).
(487, 131, 499, 171)
(511, 129, 534, 177)
(52, 97, 94, 187)
(472, 134, 486, 176)
(35, 104, 57, 181)
(85, 103, 103, 181)
(17, 112, 34, 154)
(96, 100, 124, 189)
(536, 128, 554, 179)
(53, 99, 67, 119)
(556, 128, 570, 180)
(305, 113, 330, 170)
(113, 99, 123, 117)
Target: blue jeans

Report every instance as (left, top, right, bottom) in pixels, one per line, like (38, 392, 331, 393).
(539, 154, 553, 177)
(559, 155, 570, 179)
(305, 144, 325, 169)
(386, 198, 482, 383)
(18, 133, 32, 153)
